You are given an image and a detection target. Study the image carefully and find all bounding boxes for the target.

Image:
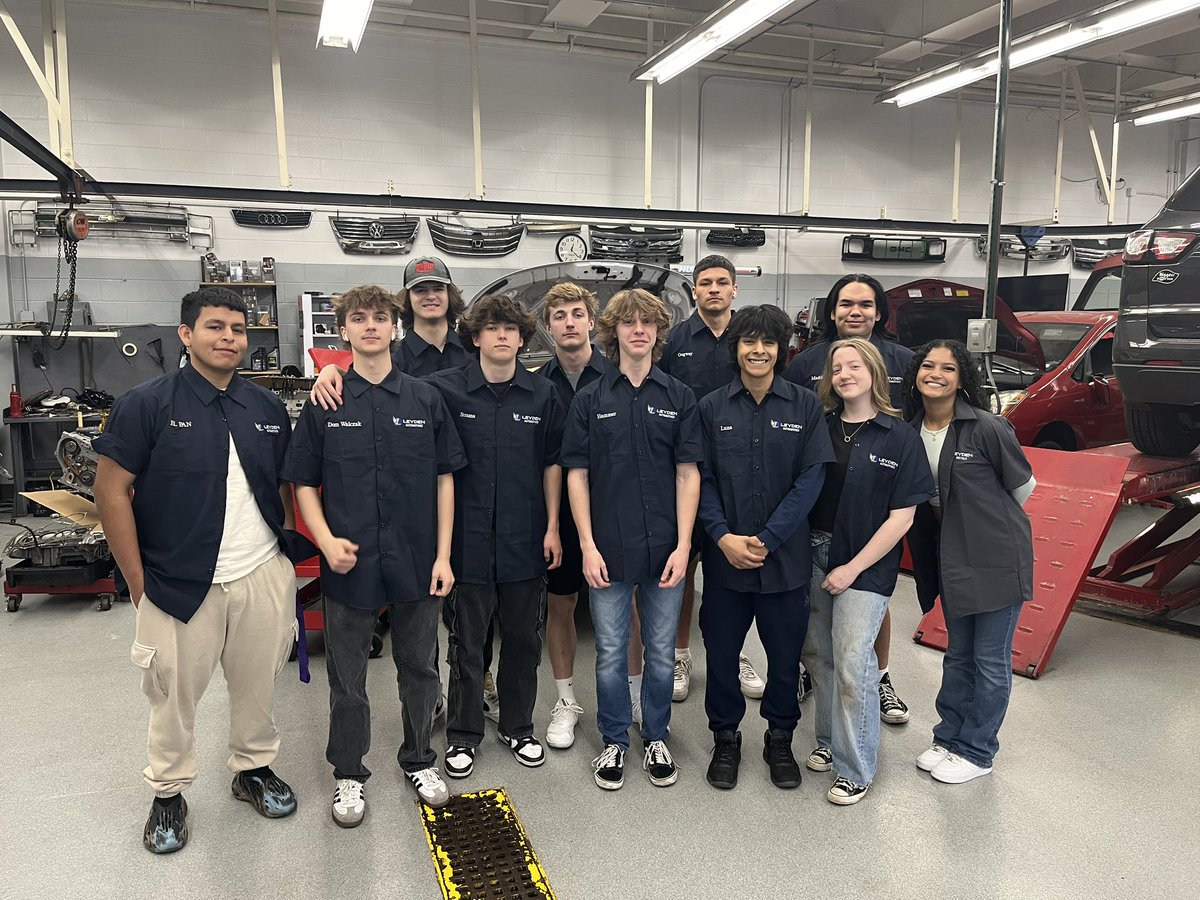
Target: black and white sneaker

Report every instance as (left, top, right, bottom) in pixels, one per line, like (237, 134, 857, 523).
(643, 740, 678, 787)
(797, 666, 814, 703)
(445, 745, 476, 779)
(592, 744, 625, 790)
(498, 732, 545, 768)
(143, 794, 188, 854)
(879, 672, 910, 724)
(806, 745, 833, 773)
(827, 776, 869, 806)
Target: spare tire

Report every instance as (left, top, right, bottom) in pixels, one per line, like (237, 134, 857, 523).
(1124, 402, 1200, 457)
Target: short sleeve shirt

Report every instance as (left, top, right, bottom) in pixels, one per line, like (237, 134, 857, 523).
(825, 412, 935, 596)
(699, 378, 834, 592)
(659, 311, 739, 402)
(560, 366, 703, 584)
(537, 346, 612, 413)
(282, 365, 466, 608)
(394, 329, 471, 377)
(783, 333, 915, 410)
(428, 362, 565, 584)
(93, 365, 295, 623)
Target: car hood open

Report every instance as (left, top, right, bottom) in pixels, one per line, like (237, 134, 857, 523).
(885, 278, 1046, 372)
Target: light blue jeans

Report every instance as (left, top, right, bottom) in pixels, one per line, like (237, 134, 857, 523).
(802, 535, 890, 788)
(590, 579, 684, 750)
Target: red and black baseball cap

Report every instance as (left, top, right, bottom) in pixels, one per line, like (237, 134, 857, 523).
(403, 256, 453, 290)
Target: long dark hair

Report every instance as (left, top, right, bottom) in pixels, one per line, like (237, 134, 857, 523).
(820, 273, 893, 340)
(901, 338, 987, 420)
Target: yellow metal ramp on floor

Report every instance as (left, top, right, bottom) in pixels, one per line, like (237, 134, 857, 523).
(421, 787, 554, 899)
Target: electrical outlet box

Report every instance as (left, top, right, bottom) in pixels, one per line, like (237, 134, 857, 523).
(966, 318, 997, 354)
(18, 310, 35, 322)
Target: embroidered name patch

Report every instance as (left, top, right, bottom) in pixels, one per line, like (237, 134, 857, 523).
(719, 424, 734, 432)
(675, 351, 694, 358)
(459, 412, 476, 420)
(169, 419, 192, 428)
(327, 420, 363, 428)
(596, 411, 617, 420)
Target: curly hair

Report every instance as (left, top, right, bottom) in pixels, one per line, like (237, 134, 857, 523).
(901, 338, 987, 420)
(397, 281, 466, 331)
(333, 283, 399, 329)
(818, 337, 900, 416)
(459, 293, 537, 345)
(725, 304, 792, 374)
(542, 281, 599, 325)
(598, 288, 670, 364)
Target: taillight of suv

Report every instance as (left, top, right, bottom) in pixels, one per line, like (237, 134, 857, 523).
(1123, 229, 1199, 263)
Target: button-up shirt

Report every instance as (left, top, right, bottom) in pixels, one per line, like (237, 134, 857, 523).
(428, 361, 565, 584)
(283, 366, 466, 608)
(394, 328, 471, 377)
(660, 310, 739, 403)
(94, 365, 303, 623)
(824, 411, 934, 596)
(537, 345, 612, 412)
(784, 333, 915, 410)
(698, 378, 834, 593)
(561, 366, 703, 584)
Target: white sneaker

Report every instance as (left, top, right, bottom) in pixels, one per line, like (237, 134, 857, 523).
(482, 672, 500, 723)
(916, 744, 951, 772)
(931, 752, 992, 784)
(405, 766, 450, 807)
(673, 656, 692, 702)
(546, 699, 583, 749)
(332, 779, 365, 828)
(738, 654, 765, 699)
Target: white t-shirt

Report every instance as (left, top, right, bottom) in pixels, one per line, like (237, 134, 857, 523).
(212, 433, 279, 582)
(920, 423, 948, 508)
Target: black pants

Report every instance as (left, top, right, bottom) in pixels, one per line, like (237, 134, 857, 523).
(446, 576, 545, 747)
(699, 580, 809, 734)
(324, 596, 440, 780)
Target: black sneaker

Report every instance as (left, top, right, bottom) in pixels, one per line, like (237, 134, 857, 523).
(642, 739, 678, 787)
(879, 672, 910, 725)
(498, 731, 546, 768)
(592, 744, 625, 790)
(763, 729, 802, 789)
(144, 794, 188, 854)
(231, 767, 298, 818)
(706, 730, 741, 790)
(827, 775, 870, 806)
(798, 667, 814, 703)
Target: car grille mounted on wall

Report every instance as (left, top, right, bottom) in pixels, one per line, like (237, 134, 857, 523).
(589, 225, 684, 263)
(427, 219, 525, 257)
(329, 215, 421, 254)
(1071, 238, 1123, 269)
(9, 200, 213, 250)
(232, 209, 312, 228)
(975, 235, 1072, 261)
(706, 228, 766, 248)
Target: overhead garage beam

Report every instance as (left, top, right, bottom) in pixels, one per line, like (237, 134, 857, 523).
(0, 0, 62, 121)
(267, 0, 290, 188)
(1070, 66, 1114, 208)
(52, 0, 73, 166)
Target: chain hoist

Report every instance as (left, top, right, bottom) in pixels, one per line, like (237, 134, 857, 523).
(49, 208, 88, 349)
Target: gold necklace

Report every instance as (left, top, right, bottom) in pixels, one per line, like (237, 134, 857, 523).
(840, 417, 869, 443)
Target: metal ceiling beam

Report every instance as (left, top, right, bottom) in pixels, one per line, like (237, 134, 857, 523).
(0, 111, 84, 200)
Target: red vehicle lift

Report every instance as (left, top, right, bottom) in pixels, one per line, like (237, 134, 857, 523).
(1076, 444, 1200, 620)
(913, 447, 1130, 678)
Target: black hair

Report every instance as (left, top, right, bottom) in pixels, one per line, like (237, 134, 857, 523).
(398, 281, 466, 331)
(459, 293, 537, 345)
(180, 287, 248, 329)
(821, 273, 892, 339)
(901, 338, 988, 420)
(693, 254, 737, 285)
(725, 304, 792, 374)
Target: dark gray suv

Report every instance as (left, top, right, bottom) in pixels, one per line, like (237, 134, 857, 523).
(1114, 167, 1200, 457)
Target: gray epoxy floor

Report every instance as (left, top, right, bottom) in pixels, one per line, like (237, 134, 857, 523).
(1, 510, 1199, 900)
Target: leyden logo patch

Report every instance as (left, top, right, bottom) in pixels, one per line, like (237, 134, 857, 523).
(512, 413, 541, 425)
(394, 417, 426, 428)
(770, 419, 803, 433)
(255, 422, 281, 434)
(647, 404, 677, 420)
(954, 451, 974, 461)
(869, 452, 898, 470)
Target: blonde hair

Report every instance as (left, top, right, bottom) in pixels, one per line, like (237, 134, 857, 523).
(597, 289, 670, 364)
(818, 337, 900, 417)
(543, 281, 599, 325)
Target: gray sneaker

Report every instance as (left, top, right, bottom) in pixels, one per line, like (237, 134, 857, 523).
(332, 778, 365, 828)
(405, 766, 450, 807)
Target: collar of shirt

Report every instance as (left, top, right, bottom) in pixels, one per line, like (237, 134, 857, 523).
(828, 408, 898, 432)
(909, 397, 979, 427)
(686, 309, 733, 338)
(465, 358, 536, 394)
(181, 363, 249, 408)
(345, 363, 404, 398)
(722, 375, 797, 403)
(404, 328, 465, 356)
(604, 364, 670, 391)
(541, 344, 610, 379)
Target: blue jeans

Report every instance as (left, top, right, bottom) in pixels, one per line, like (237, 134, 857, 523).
(934, 602, 1022, 768)
(803, 536, 890, 788)
(590, 579, 684, 750)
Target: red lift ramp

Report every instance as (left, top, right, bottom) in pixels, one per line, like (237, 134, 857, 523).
(913, 446, 1129, 678)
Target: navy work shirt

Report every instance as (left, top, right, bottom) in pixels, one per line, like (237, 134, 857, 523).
(394, 328, 471, 377)
(283, 365, 466, 609)
(428, 361, 565, 585)
(660, 310, 739, 402)
(784, 333, 915, 410)
(537, 345, 612, 411)
(698, 378, 834, 593)
(94, 365, 306, 624)
(561, 366, 704, 584)
(823, 411, 934, 596)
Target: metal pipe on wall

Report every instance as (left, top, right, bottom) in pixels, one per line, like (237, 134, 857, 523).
(981, 0, 1014, 397)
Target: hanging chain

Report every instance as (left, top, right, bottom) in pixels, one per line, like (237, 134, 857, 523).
(49, 230, 79, 350)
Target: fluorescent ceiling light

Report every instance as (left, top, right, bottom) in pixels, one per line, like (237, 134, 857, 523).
(633, 0, 801, 84)
(1122, 89, 1200, 125)
(881, 0, 1200, 108)
(317, 0, 374, 52)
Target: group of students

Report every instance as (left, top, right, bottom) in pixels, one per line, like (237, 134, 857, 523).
(93, 253, 1035, 854)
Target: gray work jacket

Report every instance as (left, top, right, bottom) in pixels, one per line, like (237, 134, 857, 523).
(907, 399, 1034, 618)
